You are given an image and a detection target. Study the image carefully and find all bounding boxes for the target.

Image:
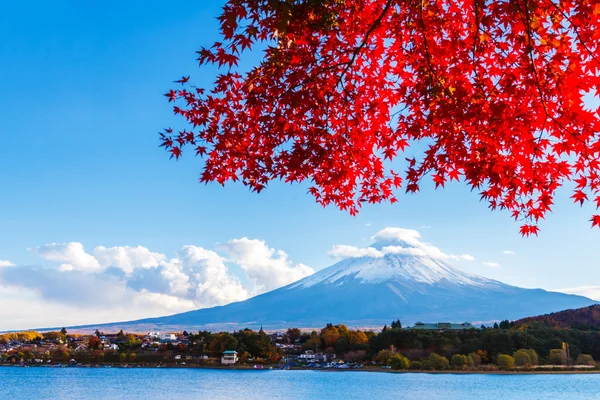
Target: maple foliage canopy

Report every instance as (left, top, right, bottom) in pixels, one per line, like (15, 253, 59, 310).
(161, 0, 600, 234)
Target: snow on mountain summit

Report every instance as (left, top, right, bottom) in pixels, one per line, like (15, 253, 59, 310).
(294, 227, 495, 289)
(293, 241, 496, 289)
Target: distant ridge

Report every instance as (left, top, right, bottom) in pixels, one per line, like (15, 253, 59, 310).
(516, 305, 600, 329)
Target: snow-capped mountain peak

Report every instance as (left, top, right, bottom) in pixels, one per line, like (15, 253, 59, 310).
(293, 242, 495, 289)
(69, 229, 597, 331)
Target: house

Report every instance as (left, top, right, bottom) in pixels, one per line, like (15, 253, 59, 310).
(160, 333, 177, 342)
(221, 350, 238, 365)
(298, 350, 330, 362)
(73, 344, 88, 353)
(411, 322, 476, 331)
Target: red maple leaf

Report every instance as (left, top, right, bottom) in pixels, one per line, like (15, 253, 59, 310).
(161, 0, 600, 235)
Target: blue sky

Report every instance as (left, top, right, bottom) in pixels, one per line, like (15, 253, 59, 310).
(1, 0, 599, 329)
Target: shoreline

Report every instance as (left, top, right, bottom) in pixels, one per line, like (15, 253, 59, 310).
(2, 364, 599, 375)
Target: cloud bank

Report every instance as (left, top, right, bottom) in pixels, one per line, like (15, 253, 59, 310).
(0, 239, 314, 330)
(328, 228, 475, 263)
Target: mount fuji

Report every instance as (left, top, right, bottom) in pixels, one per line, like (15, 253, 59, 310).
(70, 229, 596, 331)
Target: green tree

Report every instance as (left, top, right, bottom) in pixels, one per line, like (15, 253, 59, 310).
(60, 327, 67, 336)
(390, 354, 410, 370)
(525, 349, 539, 366)
(304, 333, 321, 352)
(425, 353, 450, 370)
(285, 328, 301, 344)
(466, 355, 475, 368)
(576, 354, 595, 366)
(513, 349, 532, 367)
(499, 320, 511, 330)
(468, 352, 482, 367)
(391, 320, 402, 329)
(548, 349, 567, 365)
(119, 353, 127, 363)
(375, 349, 394, 366)
(451, 354, 467, 369)
(497, 354, 515, 370)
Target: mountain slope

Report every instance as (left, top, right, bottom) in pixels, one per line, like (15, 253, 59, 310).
(516, 305, 600, 329)
(68, 238, 596, 331)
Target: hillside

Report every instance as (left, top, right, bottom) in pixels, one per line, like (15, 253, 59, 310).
(516, 305, 600, 329)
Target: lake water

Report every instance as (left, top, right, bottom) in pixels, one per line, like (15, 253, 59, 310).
(1, 367, 598, 399)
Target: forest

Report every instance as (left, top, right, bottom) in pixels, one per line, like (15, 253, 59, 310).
(3, 318, 600, 370)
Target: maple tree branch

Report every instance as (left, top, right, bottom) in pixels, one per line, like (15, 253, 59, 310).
(471, 0, 483, 87)
(547, 0, 600, 67)
(417, 0, 446, 97)
(520, 0, 551, 166)
(334, 0, 395, 89)
(520, 0, 592, 164)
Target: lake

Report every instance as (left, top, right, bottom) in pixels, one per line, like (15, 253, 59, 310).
(1, 367, 598, 399)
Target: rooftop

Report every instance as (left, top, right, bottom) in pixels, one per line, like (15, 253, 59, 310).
(411, 322, 476, 330)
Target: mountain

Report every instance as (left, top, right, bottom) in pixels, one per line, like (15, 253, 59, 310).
(515, 305, 600, 329)
(67, 238, 596, 332)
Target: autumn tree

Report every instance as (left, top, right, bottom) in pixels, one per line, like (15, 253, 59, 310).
(348, 330, 369, 346)
(87, 336, 101, 350)
(321, 325, 341, 347)
(163, 0, 600, 234)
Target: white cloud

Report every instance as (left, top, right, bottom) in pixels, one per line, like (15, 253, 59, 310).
(503, 250, 516, 255)
(483, 261, 501, 268)
(0, 282, 196, 331)
(330, 227, 476, 263)
(221, 238, 314, 295)
(381, 246, 427, 257)
(449, 254, 476, 261)
(329, 245, 384, 259)
(0, 237, 315, 329)
(372, 227, 422, 245)
(167, 245, 249, 307)
(93, 245, 165, 274)
(555, 286, 600, 301)
(33, 242, 101, 272)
